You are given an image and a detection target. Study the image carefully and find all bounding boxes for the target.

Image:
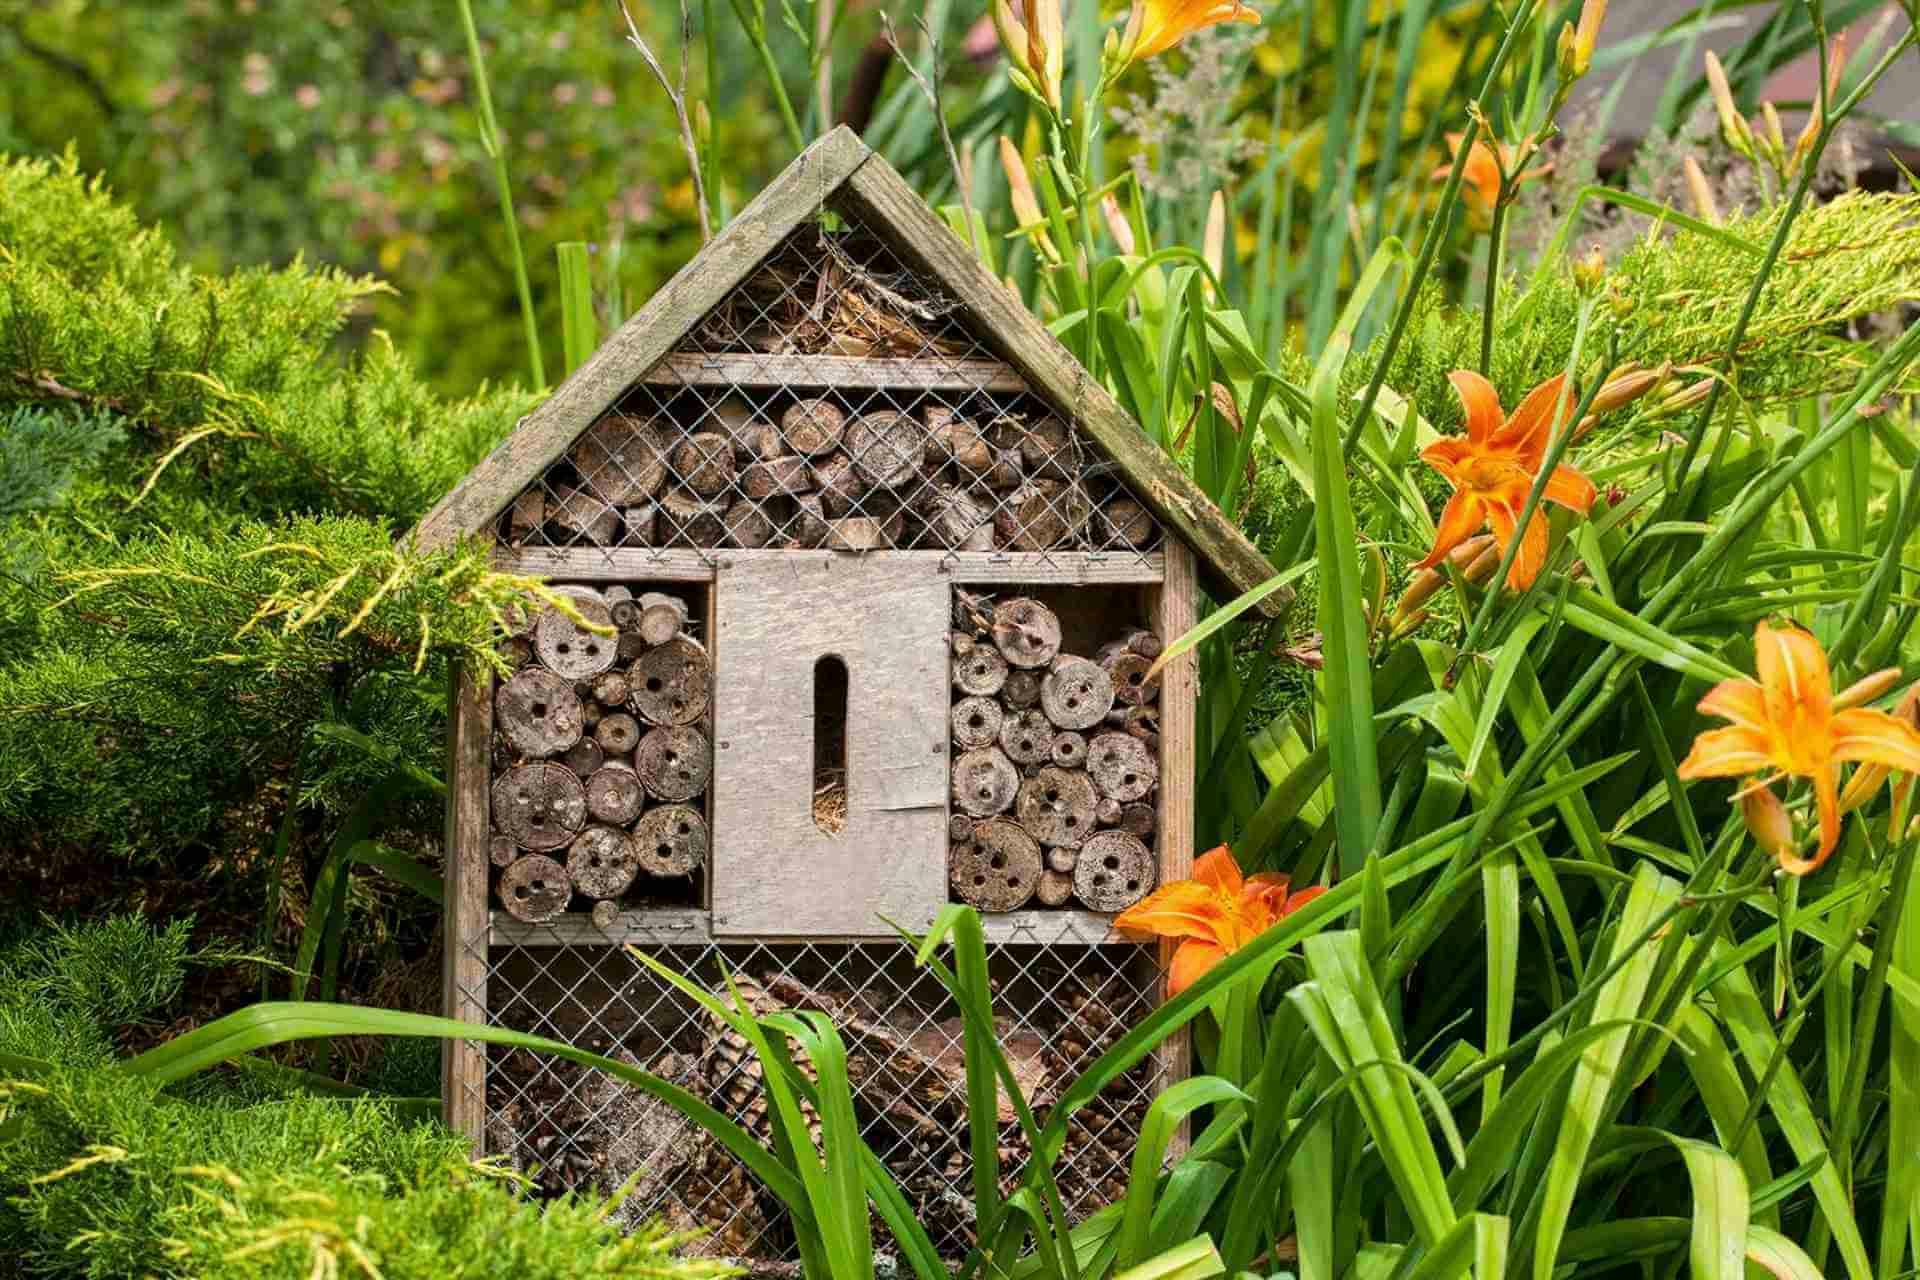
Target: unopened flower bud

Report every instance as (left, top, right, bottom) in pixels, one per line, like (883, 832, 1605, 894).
(1683, 155, 1720, 224)
(1572, 0, 1607, 78)
(1555, 21, 1580, 83)
(1571, 242, 1606, 293)
(1589, 362, 1668, 416)
(1835, 667, 1905, 710)
(1393, 534, 1493, 619)
(1704, 52, 1753, 156)
(1741, 784, 1796, 865)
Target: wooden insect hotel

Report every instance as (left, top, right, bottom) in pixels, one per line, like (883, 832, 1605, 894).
(416, 127, 1273, 1261)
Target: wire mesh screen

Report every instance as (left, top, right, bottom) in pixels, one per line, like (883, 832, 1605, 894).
(494, 197, 1163, 563)
(462, 927, 1164, 1262)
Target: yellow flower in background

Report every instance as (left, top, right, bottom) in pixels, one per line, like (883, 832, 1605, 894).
(1678, 622, 1920, 874)
(1116, 0, 1261, 69)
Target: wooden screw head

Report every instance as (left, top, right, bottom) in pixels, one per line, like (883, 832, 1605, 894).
(497, 854, 571, 923)
(634, 724, 712, 802)
(494, 667, 583, 759)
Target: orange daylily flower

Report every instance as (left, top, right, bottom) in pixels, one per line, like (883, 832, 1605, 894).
(1435, 133, 1548, 232)
(1118, 0, 1261, 67)
(1114, 846, 1323, 995)
(1677, 622, 1920, 874)
(1412, 371, 1596, 592)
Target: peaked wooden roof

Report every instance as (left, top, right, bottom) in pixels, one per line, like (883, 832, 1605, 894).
(413, 125, 1277, 608)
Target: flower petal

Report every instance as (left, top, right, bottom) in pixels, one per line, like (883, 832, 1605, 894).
(1191, 845, 1244, 897)
(1697, 678, 1767, 731)
(1754, 621, 1832, 739)
(1113, 880, 1231, 944)
(1785, 765, 1843, 876)
(1447, 370, 1504, 445)
(1676, 725, 1774, 778)
(1412, 489, 1487, 572)
(1493, 373, 1572, 460)
(1167, 938, 1227, 996)
(1543, 463, 1596, 514)
(1485, 502, 1548, 591)
(1419, 435, 1475, 484)
(1830, 707, 1920, 772)
(1282, 885, 1328, 915)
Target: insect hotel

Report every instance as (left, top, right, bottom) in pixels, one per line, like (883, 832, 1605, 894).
(416, 127, 1273, 1261)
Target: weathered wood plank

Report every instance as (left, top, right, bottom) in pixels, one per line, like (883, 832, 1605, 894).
(440, 660, 492, 1146)
(1150, 541, 1199, 1157)
(711, 555, 949, 938)
(412, 126, 872, 551)
(838, 152, 1284, 617)
(491, 547, 1165, 585)
(640, 351, 1027, 393)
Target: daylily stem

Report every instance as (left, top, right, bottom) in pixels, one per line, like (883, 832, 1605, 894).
(1478, 195, 1507, 375)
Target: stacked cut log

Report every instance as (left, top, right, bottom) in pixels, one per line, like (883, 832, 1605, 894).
(499, 397, 1162, 554)
(490, 583, 712, 924)
(948, 593, 1163, 913)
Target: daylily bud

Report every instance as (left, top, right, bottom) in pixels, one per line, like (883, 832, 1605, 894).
(1102, 195, 1136, 254)
(1555, 21, 1580, 83)
(1393, 534, 1493, 619)
(991, 1, 1035, 81)
(1029, 0, 1064, 110)
(1835, 667, 1904, 710)
(1741, 784, 1797, 865)
(1590, 362, 1668, 415)
(1202, 190, 1226, 296)
(1703, 51, 1753, 156)
(1463, 541, 1503, 585)
(998, 135, 1060, 262)
(1759, 100, 1789, 173)
(1682, 155, 1721, 224)
(1571, 242, 1606, 293)
(1648, 376, 1714, 419)
(1572, 0, 1607, 77)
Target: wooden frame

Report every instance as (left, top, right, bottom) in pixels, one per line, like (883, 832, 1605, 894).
(494, 548, 1167, 585)
(441, 660, 492, 1145)
(1150, 540, 1199, 1157)
(639, 352, 1027, 393)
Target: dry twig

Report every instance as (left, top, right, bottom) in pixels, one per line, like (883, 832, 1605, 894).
(618, 0, 711, 243)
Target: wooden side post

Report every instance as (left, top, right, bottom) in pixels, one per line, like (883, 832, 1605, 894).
(1151, 540, 1199, 1157)
(442, 658, 493, 1146)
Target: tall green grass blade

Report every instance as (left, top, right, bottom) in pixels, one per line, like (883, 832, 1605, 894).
(1114, 1078, 1245, 1268)
(556, 240, 597, 376)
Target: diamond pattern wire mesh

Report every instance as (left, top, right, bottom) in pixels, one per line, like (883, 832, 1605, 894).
(459, 926, 1163, 1263)
(494, 196, 1163, 565)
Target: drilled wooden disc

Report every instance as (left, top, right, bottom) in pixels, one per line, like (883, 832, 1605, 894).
(951, 747, 1018, 817)
(948, 813, 975, 843)
(594, 712, 642, 755)
(848, 410, 923, 488)
(535, 594, 619, 679)
(992, 598, 1062, 668)
(1074, 832, 1156, 911)
(953, 645, 1008, 697)
(494, 667, 583, 759)
(951, 696, 1004, 750)
(672, 431, 737, 497)
(1016, 766, 1098, 847)
(1089, 732, 1158, 801)
(951, 820, 1041, 911)
(1104, 652, 1160, 707)
(567, 824, 640, 899)
(1002, 669, 1041, 709)
(1050, 731, 1088, 769)
(1041, 657, 1115, 731)
(998, 709, 1054, 766)
(610, 596, 643, 631)
(633, 804, 708, 876)
(635, 725, 712, 802)
(562, 738, 605, 777)
(498, 854, 570, 922)
(631, 635, 711, 725)
(1036, 867, 1075, 907)
(591, 670, 630, 706)
(585, 764, 645, 824)
(782, 398, 847, 456)
(491, 762, 587, 851)
(569, 414, 669, 503)
(637, 594, 688, 646)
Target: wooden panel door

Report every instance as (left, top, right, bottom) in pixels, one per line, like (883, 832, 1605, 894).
(711, 553, 949, 937)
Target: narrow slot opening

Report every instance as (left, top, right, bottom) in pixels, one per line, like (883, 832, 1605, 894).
(813, 653, 849, 836)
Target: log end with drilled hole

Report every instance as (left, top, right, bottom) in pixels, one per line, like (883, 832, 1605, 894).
(635, 724, 713, 802)
(492, 762, 587, 851)
(569, 414, 668, 504)
(567, 824, 640, 899)
(991, 598, 1062, 668)
(952, 644, 1008, 697)
(498, 853, 571, 923)
(998, 708, 1054, 767)
(951, 747, 1018, 818)
(563, 737, 606, 778)
(1104, 652, 1160, 707)
(1050, 731, 1088, 769)
(585, 764, 645, 825)
(594, 712, 642, 755)
(631, 635, 712, 725)
(1001, 668, 1041, 709)
(535, 596, 618, 679)
(781, 398, 847, 456)
(950, 695, 1005, 751)
(1073, 831, 1156, 912)
(1015, 766, 1098, 848)
(633, 804, 709, 876)
(950, 819, 1042, 911)
(1040, 657, 1116, 731)
(495, 667, 584, 759)
(1088, 732, 1159, 802)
